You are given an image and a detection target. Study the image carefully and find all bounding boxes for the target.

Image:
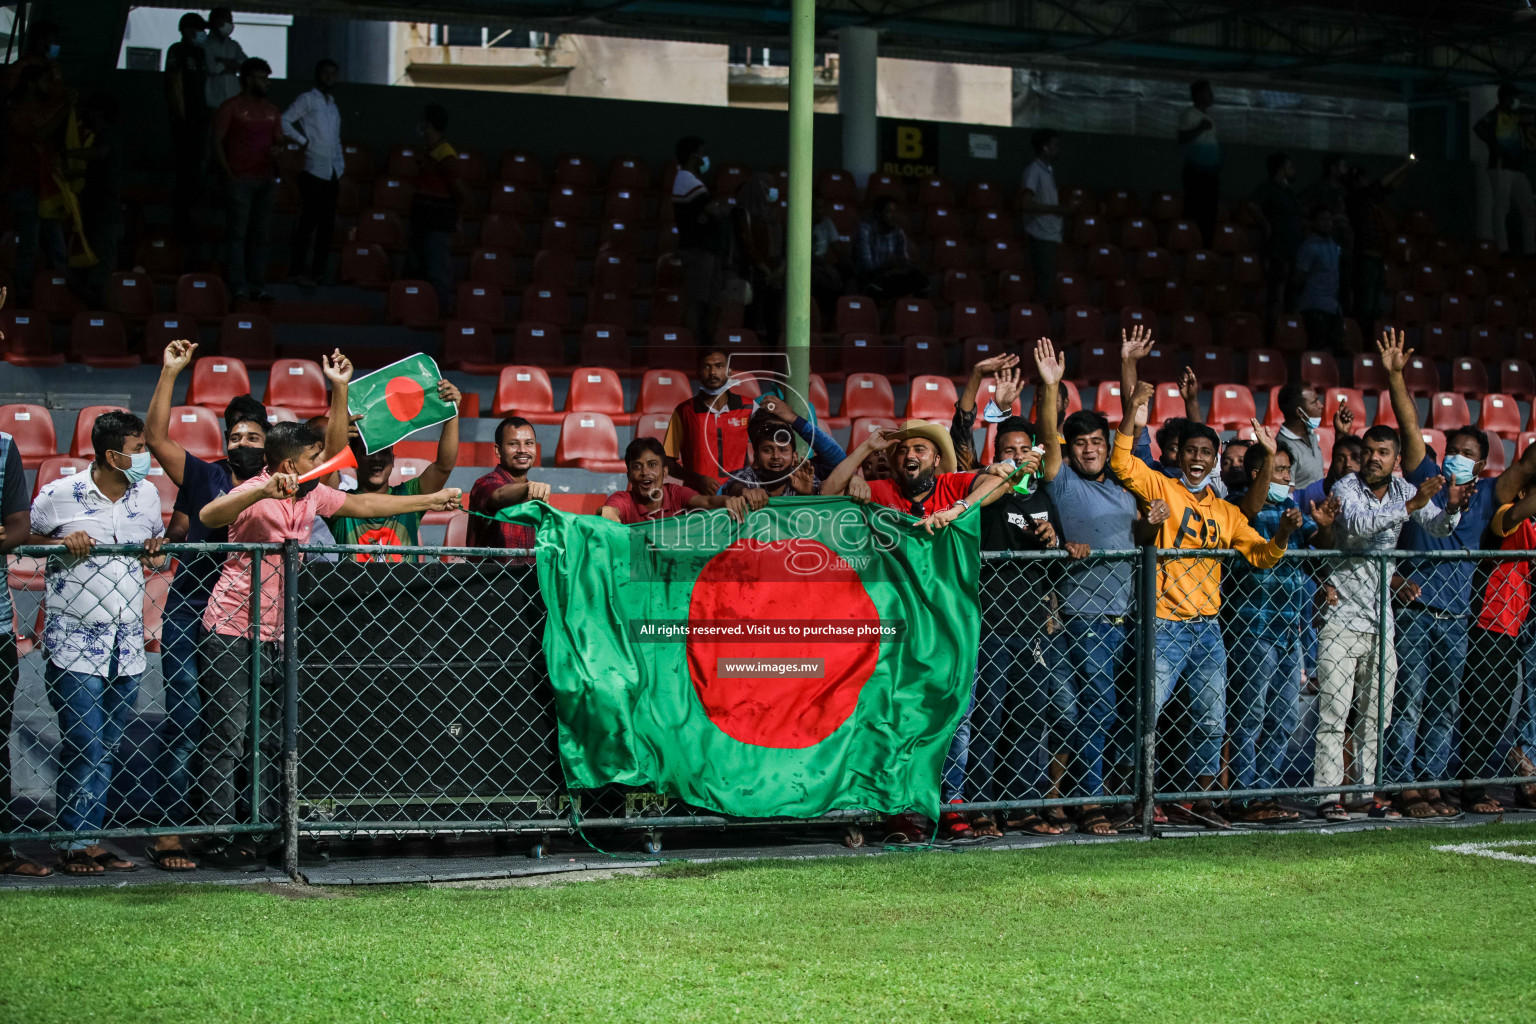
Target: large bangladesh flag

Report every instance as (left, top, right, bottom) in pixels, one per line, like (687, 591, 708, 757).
(499, 497, 981, 819)
(348, 353, 457, 453)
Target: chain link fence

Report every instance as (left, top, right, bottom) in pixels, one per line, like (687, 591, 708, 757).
(5, 540, 1536, 870)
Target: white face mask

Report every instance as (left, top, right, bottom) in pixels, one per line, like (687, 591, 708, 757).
(114, 450, 152, 485)
(216, 23, 233, 39)
(194, 29, 208, 44)
(766, 187, 780, 203)
(698, 155, 711, 175)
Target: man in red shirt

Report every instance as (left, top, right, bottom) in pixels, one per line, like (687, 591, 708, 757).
(663, 346, 753, 496)
(600, 438, 757, 525)
(212, 58, 281, 301)
(822, 419, 1014, 524)
(467, 416, 547, 561)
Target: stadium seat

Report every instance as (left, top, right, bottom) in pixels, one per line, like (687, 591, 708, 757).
(1486, 435, 1510, 476)
(836, 296, 881, 337)
(1208, 384, 1257, 430)
(975, 209, 1012, 242)
(188, 356, 251, 411)
(579, 324, 629, 367)
(135, 233, 183, 280)
(355, 207, 407, 249)
(952, 302, 995, 341)
(1324, 388, 1365, 428)
(339, 243, 391, 287)
(916, 176, 955, 207)
(816, 169, 858, 203)
(962, 338, 1005, 371)
(539, 217, 583, 252)
(263, 359, 329, 419)
(966, 180, 1004, 209)
(1104, 277, 1141, 311)
(511, 323, 564, 367)
(456, 283, 506, 326)
(1167, 311, 1210, 351)
(1420, 428, 1448, 464)
(1480, 394, 1522, 439)
(902, 337, 946, 379)
(841, 372, 896, 420)
(386, 281, 439, 327)
(1521, 432, 1536, 458)
(1501, 359, 1536, 400)
(1076, 342, 1119, 385)
(1, 309, 59, 367)
(1452, 357, 1489, 395)
(219, 314, 275, 367)
(1274, 316, 1308, 353)
(1231, 253, 1264, 287)
(522, 284, 571, 326)
(1403, 355, 1440, 396)
(1300, 351, 1339, 391)
(32, 272, 82, 319)
(1373, 392, 1399, 429)
(1007, 303, 1049, 341)
(930, 236, 971, 270)
(1086, 244, 1124, 280)
(1094, 382, 1124, 427)
(553, 153, 598, 190)
(1071, 215, 1109, 247)
(554, 411, 624, 473)
(1152, 382, 1186, 425)
(942, 269, 984, 303)
(592, 252, 639, 294)
(453, 147, 488, 185)
(1063, 306, 1105, 346)
(142, 315, 196, 364)
(1222, 312, 1262, 350)
(1054, 272, 1088, 307)
(645, 326, 693, 364)
(468, 248, 517, 291)
(839, 335, 885, 376)
(1101, 188, 1139, 219)
(565, 367, 629, 424)
(32, 455, 90, 497)
(1246, 349, 1286, 392)
(633, 413, 672, 445)
(1183, 249, 1220, 285)
(638, 369, 691, 415)
(1438, 293, 1470, 330)
(1188, 345, 1229, 382)
(607, 155, 650, 191)
(493, 366, 562, 423)
(1421, 322, 1458, 360)
(1120, 306, 1156, 337)
(1469, 325, 1504, 362)
(892, 298, 938, 339)
(105, 272, 155, 320)
(1430, 392, 1471, 430)
(68, 312, 137, 368)
(68, 405, 127, 457)
(480, 213, 527, 252)
(0, 404, 55, 468)
(1164, 219, 1201, 253)
(488, 181, 534, 217)
(849, 417, 899, 446)
(441, 321, 497, 373)
(498, 149, 543, 186)
(168, 405, 225, 460)
(1484, 295, 1515, 329)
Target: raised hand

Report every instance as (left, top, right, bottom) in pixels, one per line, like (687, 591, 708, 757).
(867, 430, 901, 453)
(1278, 507, 1304, 538)
(1406, 474, 1443, 512)
(1446, 476, 1476, 511)
(789, 461, 816, 495)
(1178, 365, 1199, 401)
(1143, 498, 1171, 527)
(992, 366, 1022, 412)
(436, 379, 463, 407)
(1376, 327, 1412, 375)
(1129, 379, 1156, 410)
(973, 353, 1020, 377)
(1333, 398, 1355, 436)
(163, 338, 197, 373)
(757, 394, 798, 424)
(322, 349, 354, 386)
(1033, 337, 1065, 386)
(1120, 324, 1155, 363)
(1251, 420, 1277, 454)
(1311, 494, 1341, 527)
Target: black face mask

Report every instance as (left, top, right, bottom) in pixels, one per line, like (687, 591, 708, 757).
(296, 478, 320, 499)
(226, 446, 266, 480)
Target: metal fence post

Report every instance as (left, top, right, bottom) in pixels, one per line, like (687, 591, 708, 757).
(282, 540, 300, 879)
(1374, 554, 1390, 797)
(249, 548, 263, 827)
(1138, 543, 1158, 837)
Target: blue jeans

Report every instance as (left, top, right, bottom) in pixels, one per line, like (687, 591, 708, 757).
(1057, 617, 1127, 798)
(1517, 612, 1536, 752)
(944, 633, 1069, 803)
(155, 606, 204, 826)
(44, 660, 139, 850)
(1224, 623, 1302, 792)
(226, 177, 275, 296)
(1153, 618, 1227, 780)
(1384, 608, 1466, 784)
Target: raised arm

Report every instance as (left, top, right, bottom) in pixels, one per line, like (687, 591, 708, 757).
(1178, 365, 1204, 423)
(334, 486, 462, 521)
(419, 379, 461, 494)
(1111, 381, 1162, 503)
(202, 474, 291, 528)
(1119, 324, 1154, 424)
(146, 338, 197, 485)
(822, 433, 894, 496)
(1238, 420, 1276, 524)
(1378, 328, 1427, 474)
(1034, 337, 1064, 481)
(1492, 491, 1536, 537)
(957, 353, 1020, 416)
(320, 350, 353, 461)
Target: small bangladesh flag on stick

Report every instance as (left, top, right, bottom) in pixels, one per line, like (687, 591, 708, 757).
(498, 497, 981, 820)
(348, 353, 457, 453)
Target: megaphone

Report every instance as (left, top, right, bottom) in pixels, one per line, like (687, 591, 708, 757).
(295, 446, 357, 484)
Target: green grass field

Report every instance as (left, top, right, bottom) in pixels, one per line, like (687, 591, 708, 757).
(2, 823, 1534, 1023)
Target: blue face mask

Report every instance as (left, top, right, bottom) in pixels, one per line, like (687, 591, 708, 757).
(1267, 481, 1290, 503)
(699, 155, 711, 175)
(115, 450, 152, 486)
(1183, 473, 1211, 493)
(1444, 453, 1477, 485)
(46, 44, 60, 60)
(767, 187, 780, 203)
(1306, 415, 1322, 430)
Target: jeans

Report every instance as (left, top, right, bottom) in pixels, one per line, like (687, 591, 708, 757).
(290, 171, 340, 280)
(1460, 626, 1520, 781)
(226, 177, 275, 296)
(156, 606, 204, 826)
(194, 632, 282, 828)
(1027, 235, 1057, 306)
(1057, 617, 1127, 797)
(44, 659, 139, 850)
(5, 187, 66, 306)
(1519, 612, 1536, 750)
(1152, 617, 1227, 780)
(409, 228, 454, 316)
(1384, 607, 1466, 784)
(1224, 623, 1302, 792)
(944, 633, 1069, 803)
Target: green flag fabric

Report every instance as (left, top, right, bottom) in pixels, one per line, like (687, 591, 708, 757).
(499, 497, 981, 819)
(348, 353, 457, 453)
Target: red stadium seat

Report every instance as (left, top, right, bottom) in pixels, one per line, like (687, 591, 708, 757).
(1300, 351, 1339, 391)
(836, 295, 881, 337)
(0, 404, 55, 468)
(930, 236, 971, 271)
(339, 243, 391, 287)
(579, 324, 629, 367)
(219, 314, 275, 367)
(1403, 354, 1440, 396)
(452, 147, 488, 185)
(1324, 388, 1365, 428)
(1231, 253, 1264, 287)
(69, 405, 127, 457)
(1076, 342, 1119, 385)
(842, 372, 896, 420)
(1152, 382, 1186, 425)
(32, 455, 90, 497)
(1188, 345, 1229, 382)
(1101, 188, 1139, 219)
(553, 153, 598, 189)
(902, 337, 945, 379)
(1183, 249, 1220, 285)
(105, 272, 155, 320)
(188, 356, 251, 411)
(1520, 432, 1536, 458)
(633, 414, 672, 445)
(966, 180, 1004, 209)
(951, 302, 995, 341)
(1480, 394, 1522, 438)
(493, 366, 562, 423)
(1120, 217, 1158, 250)
(565, 366, 628, 424)
(893, 298, 937, 339)
(1501, 359, 1536, 400)
(1222, 312, 1262, 350)
(1452, 357, 1489, 395)
(1485, 295, 1516, 329)
(2, 309, 59, 367)
(521, 284, 571, 326)
(480, 213, 527, 252)
(468, 248, 517, 291)
(498, 149, 543, 187)
(1419, 428, 1447, 464)
(28, 273, 77, 320)
(1072, 215, 1110, 248)
(838, 335, 885, 376)
(608, 155, 650, 191)
(1168, 311, 1210, 350)
(441, 321, 497, 372)
(263, 359, 329, 419)
(942, 269, 983, 304)
(457, 283, 506, 327)
(849, 417, 899, 447)
(142, 315, 195, 364)
(1094, 382, 1124, 428)
(1246, 349, 1286, 392)
(1054, 272, 1089, 307)
(487, 181, 534, 217)
(974, 209, 1013, 242)
(638, 369, 691, 415)
(167, 405, 225, 460)
(1119, 306, 1156, 336)
(816, 169, 858, 203)
(1208, 384, 1257, 430)
(916, 176, 955, 206)
(1085, 244, 1124, 280)
(539, 217, 583, 253)
(1063, 305, 1105, 346)
(592, 251, 639, 294)
(1485, 435, 1510, 476)
(962, 338, 1005, 371)
(554, 412, 623, 472)
(510, 323, 564, 367)
(1430, 392, 1472, 430)
(1007, 303, 1049, 341)
(356, 206, 407, 247)
(1164, 219, 1201, 253)
(1274, 315, 1308, 353)
(69, 312, 137, 368)
(386, 281, 439, 327)
(1421, 322, 1458, 360)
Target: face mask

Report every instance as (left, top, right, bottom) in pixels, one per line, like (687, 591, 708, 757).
(1183, 473, 1211, 493)
(1444, 453, 1477, 485)
(296, 478, 320, 499)
(217, 24, 232, 39)
(699, 155, 711, 175)
(981, 400, 1010, 424)
(1267, 481, 1290, 503)
(1306, 415, 1322, 430)
(697, 381, 733, 397)
(46, 44, 60, 60)
(317, 79, 333, 94)
(115, 450, 152, 485)
(226, 446, 266, 479)
(767, 187, 779, 203)
(1512, 98, 1522, 111)
(195, 30, 208, 44)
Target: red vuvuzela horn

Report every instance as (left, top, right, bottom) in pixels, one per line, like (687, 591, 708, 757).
(295, 446, 357, 483)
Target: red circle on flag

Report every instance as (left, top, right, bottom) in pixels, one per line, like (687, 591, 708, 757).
(384, 376, 425, 421)
(687, 539, 879, 749)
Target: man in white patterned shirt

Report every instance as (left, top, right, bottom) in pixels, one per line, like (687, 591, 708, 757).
(281, 58, 343, 287)
(28, 411, 165, 873)
(1313, 423, 1468, 822)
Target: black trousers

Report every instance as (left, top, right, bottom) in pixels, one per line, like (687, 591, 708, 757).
(289, 172, 340, 281)
(1461, 626, 1521, 784)
(1181, 162, 1220, 249)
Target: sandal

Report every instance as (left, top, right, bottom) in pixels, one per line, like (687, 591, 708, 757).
(56, 849, 104, 875)
(969, 814, 1004, 839)
(1366, 801, 1402, 819)
(1004, 813, 1064, 836)
(198, 842, 259, 869)
(88, 848, 136, 872)
(1463, 790, 1505, 815)
(1256, 799, 1302, 823)
(939, 811, 976, 841)
(1041, 805, 1071, 827)
(1424, 790, 1459, 817)
(1168, 800, 1230, 829)
(1395, 790, 1438, 819)
(1318, 802, 1350, 822)
(0, 853, 52, 877)
(1227, 800, 1295, 824)
(1076, 808, 1119, 836)
(144, 844, 197, 872)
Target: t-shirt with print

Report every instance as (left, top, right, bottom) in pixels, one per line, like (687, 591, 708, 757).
(214, 93, 282, 180)
(603, 483, 700, 524)
(203, 473, 347, 641)
(169, 452, 237, 612)
(326, 478, 426, 562)
(865, 473, 978, 517)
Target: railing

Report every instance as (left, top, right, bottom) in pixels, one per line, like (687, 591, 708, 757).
(4, 541, 1533, 876)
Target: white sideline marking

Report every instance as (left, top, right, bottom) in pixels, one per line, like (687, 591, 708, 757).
(1433, 840, 1536, 865)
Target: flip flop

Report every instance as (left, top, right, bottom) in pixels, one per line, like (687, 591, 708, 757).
(144, 845, 197, 872)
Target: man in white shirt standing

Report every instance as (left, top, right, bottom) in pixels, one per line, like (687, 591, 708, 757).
(201, 7, 247, 113)
(282, 58, 344, 288)
(1177, 80, 1221, 248)
(1020, 129, 1070, 307)
(28, 411, 166, 875)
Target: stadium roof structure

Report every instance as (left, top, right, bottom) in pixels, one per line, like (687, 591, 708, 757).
(244, 0, 1536, 97)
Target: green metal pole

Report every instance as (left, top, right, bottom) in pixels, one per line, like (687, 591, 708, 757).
(784, 0, 815, 414)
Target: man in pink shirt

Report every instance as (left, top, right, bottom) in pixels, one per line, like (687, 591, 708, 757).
(212, 57, 281, 301)
(189, 420, 461, 866)
(598, 437, 755, 525)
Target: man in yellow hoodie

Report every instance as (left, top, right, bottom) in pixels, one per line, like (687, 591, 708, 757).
(1112, 330, 1298, 827)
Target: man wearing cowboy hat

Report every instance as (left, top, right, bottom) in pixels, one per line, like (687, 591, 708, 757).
(821, 419, 1018, 525)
